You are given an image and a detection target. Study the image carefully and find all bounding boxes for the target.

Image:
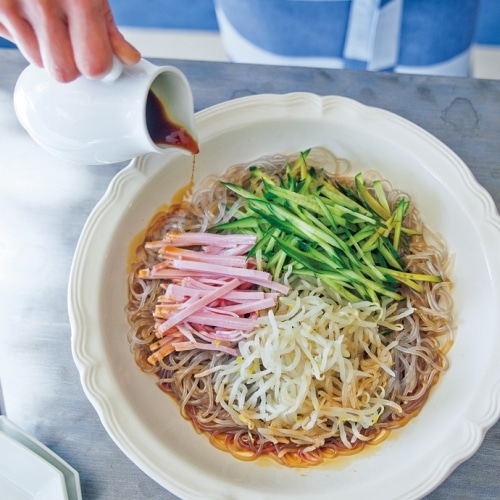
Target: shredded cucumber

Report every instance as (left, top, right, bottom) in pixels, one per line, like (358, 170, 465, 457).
(212, 150, 442, 303)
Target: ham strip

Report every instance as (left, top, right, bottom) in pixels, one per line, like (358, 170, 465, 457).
(146, 232, 257, 249)
(139, 231, 289, 362)
(156, 279, 241, 335)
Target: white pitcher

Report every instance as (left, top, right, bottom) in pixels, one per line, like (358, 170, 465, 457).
(13, 58, 198, 165)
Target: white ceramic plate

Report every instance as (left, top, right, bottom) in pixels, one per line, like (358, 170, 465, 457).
(69, 93, 500, 499)
(0, 417, 82, 500)
(0, 429, 68, 500)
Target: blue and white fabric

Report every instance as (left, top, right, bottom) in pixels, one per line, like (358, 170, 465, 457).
(214, 0, 482, 76)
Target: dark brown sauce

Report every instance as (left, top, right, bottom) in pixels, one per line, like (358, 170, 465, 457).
(146, 89, 199, 154)
(127, 150, 197, 275)
(127, 162, 196, 274)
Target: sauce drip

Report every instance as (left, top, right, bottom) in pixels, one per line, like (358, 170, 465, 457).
(146, 90, 199, 154)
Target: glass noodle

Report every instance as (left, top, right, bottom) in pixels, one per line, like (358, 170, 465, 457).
(126, 148, 454, 466)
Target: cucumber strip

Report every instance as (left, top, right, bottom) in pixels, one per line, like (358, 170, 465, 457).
(380, 267, 443, 283)
(392, 198, 409, 251)
(319, 182, 371, 216)
(378, 236, 404, 270)
(274, 236, 340, 273)
(213, 216, 259, 231)
(290, 150, 311, 180)
(373, 179, 391, 215)
(355, 173, 392, 219)
(248, 165, 278, 188)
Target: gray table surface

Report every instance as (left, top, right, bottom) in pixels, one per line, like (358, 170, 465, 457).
(0, 48, 499, 499)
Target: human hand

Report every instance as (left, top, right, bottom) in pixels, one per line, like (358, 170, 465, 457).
(0, 0, 141, 82)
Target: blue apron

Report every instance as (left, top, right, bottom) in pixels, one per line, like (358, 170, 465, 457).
(214, 0, 481, 76)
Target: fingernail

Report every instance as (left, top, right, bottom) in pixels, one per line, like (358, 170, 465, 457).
(121, 46, 142, 65)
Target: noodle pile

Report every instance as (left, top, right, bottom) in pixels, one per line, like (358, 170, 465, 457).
(127, 148, 454, 466)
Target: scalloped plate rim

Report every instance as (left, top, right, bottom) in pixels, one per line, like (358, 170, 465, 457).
(68, 92, 500, 500)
